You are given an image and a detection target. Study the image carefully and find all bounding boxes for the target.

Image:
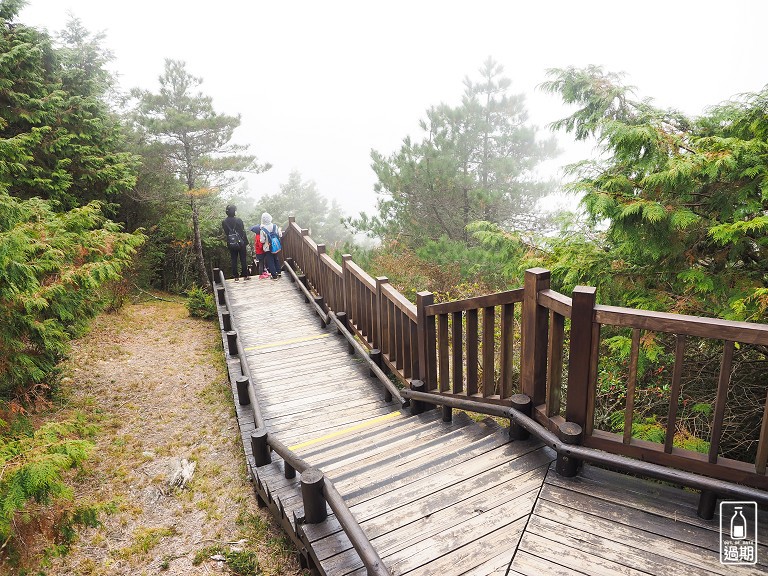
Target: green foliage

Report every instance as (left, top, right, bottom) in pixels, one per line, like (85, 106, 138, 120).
(0, 414, 95, 543)
(0, 192, 145, 398)
(0, 12, 139, 213)
(192, 545, 260, 575)
(186, 286, 216, 320)
(350, 58, 558, 246)
(255, 170, 353, 248)
(542, 66, 768, 320)
(129, 59, 270, 290)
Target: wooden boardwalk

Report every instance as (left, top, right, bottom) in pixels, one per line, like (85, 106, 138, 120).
(219, 275, 767, 575)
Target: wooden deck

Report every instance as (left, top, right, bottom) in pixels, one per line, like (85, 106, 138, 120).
(219, 275, 767, 575)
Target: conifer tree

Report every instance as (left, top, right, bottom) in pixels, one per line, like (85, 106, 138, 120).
(130, 60, 270, 290)
(0, 7, 137, 212)
(353, 58, 558, 245)
(541, 66, 768, 319)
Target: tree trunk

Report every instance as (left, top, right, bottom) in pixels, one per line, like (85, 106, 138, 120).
(190, 196, 212, 291)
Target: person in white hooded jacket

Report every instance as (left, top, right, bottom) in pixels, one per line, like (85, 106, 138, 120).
(259, 212, 282, 280)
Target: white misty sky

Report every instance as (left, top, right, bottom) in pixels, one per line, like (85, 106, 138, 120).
(19, 0, 768, 218)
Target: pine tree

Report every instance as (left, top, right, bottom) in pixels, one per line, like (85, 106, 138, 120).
(353, 58, 558, 245)
(130, 60, 270, 290)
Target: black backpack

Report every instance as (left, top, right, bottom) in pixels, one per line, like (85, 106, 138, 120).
(225, 224, 243, 250)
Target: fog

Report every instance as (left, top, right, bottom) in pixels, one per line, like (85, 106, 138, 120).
(20, 0, 768, 217)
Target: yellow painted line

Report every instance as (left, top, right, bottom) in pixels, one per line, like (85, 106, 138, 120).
(244, 332, 330, 351)
(289, 411, 401, 451)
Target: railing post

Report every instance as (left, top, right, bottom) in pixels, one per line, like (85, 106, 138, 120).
(556, 421, 582, 477)
(217, 286, 226, 305)
(566, 286, 597, 429)
(251, 428, 272, 466)
(301, 469, 327, 524)
(697, 490, 718, 520)
(410, 380, 425, 415)
(509, 393, 532, 440)
(342, 254, 352, 319)
(298, 274, 309, 302)
(375, 277, 389, 352)
(416, 292, 435, 389)
(213, 267, 221, 284)
(317, 244, 326, 303)
(337, 312, 355, 354)
(226, 331, 238, 356)
(236, 376, 250, 405)
(221, 311, 232, 332)
(521, 268, 550, 407)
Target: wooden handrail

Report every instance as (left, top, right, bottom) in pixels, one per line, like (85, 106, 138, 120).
(282, 219, 768, 493)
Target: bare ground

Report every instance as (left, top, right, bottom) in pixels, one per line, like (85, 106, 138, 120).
(7, 297, 308, 576)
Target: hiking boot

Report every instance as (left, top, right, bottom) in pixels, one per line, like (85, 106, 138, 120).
(234, 277, 239, 282)
(270, 276, 278, 280)
(244, 276, 251, 281)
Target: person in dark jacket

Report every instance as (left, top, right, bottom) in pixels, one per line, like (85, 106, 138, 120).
(222, 205, 250, 281)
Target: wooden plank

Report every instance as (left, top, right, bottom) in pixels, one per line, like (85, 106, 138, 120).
(337, 427, 515, 507)
(315, 461, 548, 572)
(594, 305, 768, 345)
(546, 310, 564, 418)
(439, 313, 450, 392)
(459, 550, 522, 576)
(565, 286, 596, 427)
(538, 482, 723, 552)
(426, 289, 524, 316)
(500, 302, 515, 399)
(709, 340, 734, 463)
(294, 410, 443, 459)
(482, 306, 495, 397)
(375, 493, 537, 576)
(538, 289, 572, 319)
(329, 419, 503, 490)
(305, 415, 473, 475)
(404, 516, 527, 576)
(452, 311, 464, 394)
(531, 498, 767, 574)
(301, 442, 553, 543)
(467, 308, 479, 396)
(517, 531, 650, 576)
(663, 333, 686, 452)
(511, 550, 588, 576)
(526, 514, 717, 576)
(756, 389, 768, 474)
(623, 328, 641, 445)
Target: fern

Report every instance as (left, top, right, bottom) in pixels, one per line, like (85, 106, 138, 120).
(0, 415, 95, 541)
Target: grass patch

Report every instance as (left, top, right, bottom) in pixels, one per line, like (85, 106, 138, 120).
(114, 526, 176, 559)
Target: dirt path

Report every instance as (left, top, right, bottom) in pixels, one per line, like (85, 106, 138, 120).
(19, 298, 307, 576)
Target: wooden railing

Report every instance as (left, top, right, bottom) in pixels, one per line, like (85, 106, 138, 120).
(282, 218, 768, 493)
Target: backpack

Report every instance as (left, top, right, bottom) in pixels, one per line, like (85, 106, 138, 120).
(262, 224, 281, 253)
(225, 224, 243, 250)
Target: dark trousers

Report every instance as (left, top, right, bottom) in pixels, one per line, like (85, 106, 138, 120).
(265, 251, 281, 278)
(229, 245, 248, 278)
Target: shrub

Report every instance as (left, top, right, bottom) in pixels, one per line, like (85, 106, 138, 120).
(0, 193, 145, 400)
(0, 414, 95, 545)
(186, 286, 216, 320)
